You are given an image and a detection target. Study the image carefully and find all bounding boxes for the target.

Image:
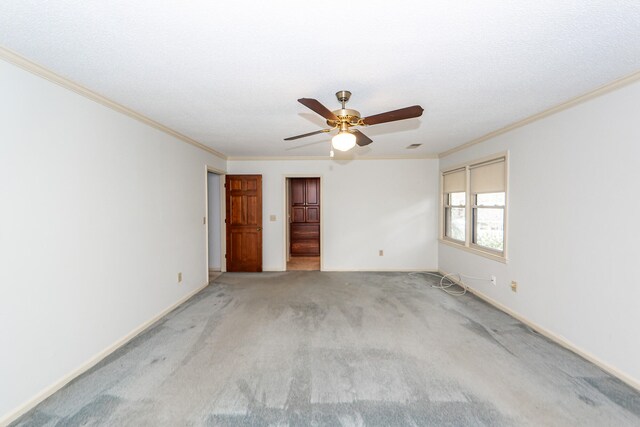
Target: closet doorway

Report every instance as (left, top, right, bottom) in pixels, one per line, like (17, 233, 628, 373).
(286, 177, 321, 271)
(206, 170, 223, 282)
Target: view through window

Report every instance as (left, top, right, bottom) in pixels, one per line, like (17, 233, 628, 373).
(473, 192, 505, 251)
(445, 192, 466, 241)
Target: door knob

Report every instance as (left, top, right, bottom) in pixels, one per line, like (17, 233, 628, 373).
(257, 227, 262, 231)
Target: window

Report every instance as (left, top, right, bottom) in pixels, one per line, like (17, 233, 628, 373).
(441, 155, 507, 260)
(445, 192, 466, 241)
(473, 192, 505, 251)
(442, 168, 466, 242)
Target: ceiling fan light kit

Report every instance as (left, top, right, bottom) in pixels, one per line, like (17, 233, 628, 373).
(285, 91, 424, 155)
(332, 131, 357, 151)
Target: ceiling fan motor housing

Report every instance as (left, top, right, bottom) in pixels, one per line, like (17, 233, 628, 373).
(327, 108, 361, 127)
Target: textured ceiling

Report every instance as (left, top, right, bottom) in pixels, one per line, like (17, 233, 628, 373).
(1, 1, 640, 158)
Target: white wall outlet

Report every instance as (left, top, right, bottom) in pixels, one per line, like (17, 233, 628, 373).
(379, 250, 384, 256)
(511, 281, 518, 292)
(491, 275, 496, 286)
(178, 272, 183, 283)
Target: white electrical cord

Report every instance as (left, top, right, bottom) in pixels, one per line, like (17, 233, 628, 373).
(408, 272, 493, 297)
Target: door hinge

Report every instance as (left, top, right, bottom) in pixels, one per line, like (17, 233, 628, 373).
(203, 217, 206, 225)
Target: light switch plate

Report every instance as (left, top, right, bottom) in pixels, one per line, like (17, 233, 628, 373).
(270, 215, 276, 222)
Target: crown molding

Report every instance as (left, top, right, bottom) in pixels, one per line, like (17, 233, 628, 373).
(0, 46, 227, 160)
(227, 153, 439, 161)
(439, 69, 640, 159)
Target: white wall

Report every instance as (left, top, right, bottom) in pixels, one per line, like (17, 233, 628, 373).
(438, 79, 640, 387)
(228, 159, 439, 271)
(207, 172, 222, 270)
(0, 58, 226, 422)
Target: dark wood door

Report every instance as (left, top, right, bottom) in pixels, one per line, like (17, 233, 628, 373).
(290, 178, 320, 256)
(225, 175, 262, 272)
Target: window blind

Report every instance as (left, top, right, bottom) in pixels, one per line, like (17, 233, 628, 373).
(443, 168, 466, 193)
(470, 158, 505, 193)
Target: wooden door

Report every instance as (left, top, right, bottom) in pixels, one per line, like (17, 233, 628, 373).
(225, 175, 262, 272)
(290, 178, 320, 256)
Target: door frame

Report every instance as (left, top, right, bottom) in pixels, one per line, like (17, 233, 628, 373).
(205, 165, 226, 278)
(283, 174, 324, 271)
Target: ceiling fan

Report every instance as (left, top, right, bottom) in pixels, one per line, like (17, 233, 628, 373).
(284, 90, 424, 156)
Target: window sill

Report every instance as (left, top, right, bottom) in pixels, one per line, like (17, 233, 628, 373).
(439, 238, 508, 264)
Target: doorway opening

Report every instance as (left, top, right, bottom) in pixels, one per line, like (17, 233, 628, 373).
(206, 170, 223, 282)
(286, 177, 321, 271)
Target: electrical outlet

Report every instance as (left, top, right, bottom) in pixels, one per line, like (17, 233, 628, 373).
(178, 272, 183, 283)
(511, 281, 518, 292)
(490, 275, 496, 286)
(379, 250, 384, 256)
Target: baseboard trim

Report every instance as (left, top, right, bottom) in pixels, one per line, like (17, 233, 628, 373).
(324, 268, 439, 272)
(262, 268, 439, 273)
(438, 269, 640, 392)
(1, 282, 210, 427)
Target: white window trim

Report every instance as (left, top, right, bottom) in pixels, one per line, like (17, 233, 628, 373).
(439, 151, 509, 262)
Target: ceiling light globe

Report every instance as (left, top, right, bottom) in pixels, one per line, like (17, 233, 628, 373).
(331, 131, 357, 151)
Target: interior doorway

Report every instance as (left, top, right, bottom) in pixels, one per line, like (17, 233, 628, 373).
(286, 177, 321, 271)
(207, 171, 223, 282)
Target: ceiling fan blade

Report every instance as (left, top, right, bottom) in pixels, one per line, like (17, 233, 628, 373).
(362, 105, 424, 126)
(284, 129, 331, 141)
(353, 129, 373, 146)
(298, 98, 339, 121)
